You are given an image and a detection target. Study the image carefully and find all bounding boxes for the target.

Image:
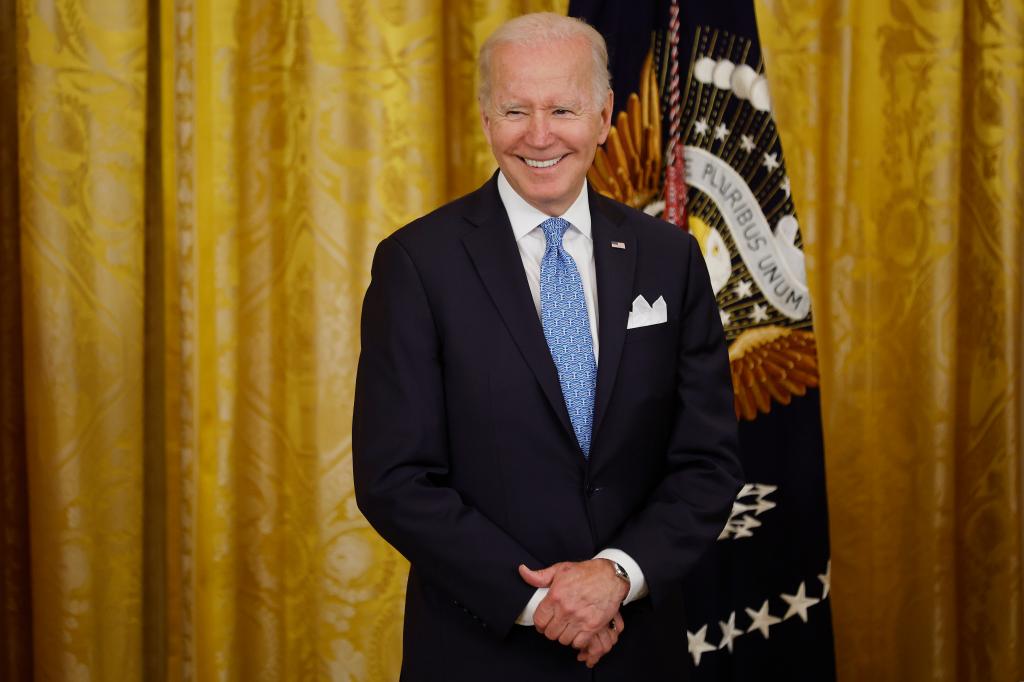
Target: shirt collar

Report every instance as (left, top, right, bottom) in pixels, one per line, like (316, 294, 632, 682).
(497, 171, 592, 242)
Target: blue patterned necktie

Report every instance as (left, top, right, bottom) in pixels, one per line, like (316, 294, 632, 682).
(539, 217, 597, 457)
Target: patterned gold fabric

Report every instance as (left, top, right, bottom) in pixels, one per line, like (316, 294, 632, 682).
(1, 0, 1020, 680)
(756, 1, 1023, 680)
(1, 1, 564, 680)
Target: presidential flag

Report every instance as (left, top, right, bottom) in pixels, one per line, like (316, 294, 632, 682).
(569, 1, 836, 679)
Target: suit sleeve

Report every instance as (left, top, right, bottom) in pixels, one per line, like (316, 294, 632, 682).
(352, 236, 539, 637)
(609, 233, 743, 607)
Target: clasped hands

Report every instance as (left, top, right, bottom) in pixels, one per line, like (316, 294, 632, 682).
(518, 559, 629, 668)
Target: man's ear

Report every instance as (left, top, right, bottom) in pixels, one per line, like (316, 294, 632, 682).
(479, 102, 493, 146)
(598, 90, 613, 144)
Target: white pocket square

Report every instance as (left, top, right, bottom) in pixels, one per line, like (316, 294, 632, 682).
(627, 295, 667, 329)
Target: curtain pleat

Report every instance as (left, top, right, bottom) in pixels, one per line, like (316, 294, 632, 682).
(0, 1, 32, 680)
(13, 1, 149, 679)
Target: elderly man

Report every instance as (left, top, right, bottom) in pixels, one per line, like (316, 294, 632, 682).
(353, 12, 741, 681)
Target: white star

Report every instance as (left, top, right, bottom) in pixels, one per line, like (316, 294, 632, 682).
(751, 303, 769, 323)
(718, 612, 742, 652)
(819, 560, 832, 600)
(753, 497, 776, 515)
(687, 625, 717, 666)
(732, 524, 754, 539)
(720, 309, 731, 326)
(714, 123, 730, 141)
(745, 600, 781, 639)
(780, 176, 791, 198)
(781, 581, 821, 623)
(731, 501, 755, 515)
(737, 514, 762, 532)
(694, 118, 710, 136)
(762, 152, 780, 171)
(740, 134, 755, 153)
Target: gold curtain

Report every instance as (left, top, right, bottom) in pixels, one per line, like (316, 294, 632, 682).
(0, 1, 564, 680)
(756, 1, 1023, 681)
(2, 1, 1022, 681)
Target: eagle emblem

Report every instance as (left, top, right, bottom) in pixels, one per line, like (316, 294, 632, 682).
(588, 38, 820, 421)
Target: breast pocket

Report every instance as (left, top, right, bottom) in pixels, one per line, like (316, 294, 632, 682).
(624, 320, 672, 344)
(620, 318, 678, 390)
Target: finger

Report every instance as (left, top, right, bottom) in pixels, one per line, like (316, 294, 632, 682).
(571, 630, 594, 650)
(606, 625, 619, 648)
(558, 623, 582, 647)
(542, 617, 569, 641)
(581, 631, 607, 668)
(577, 629, 605, 658)
(586, 630, 613, 668)
(533, 602, 554, 630)
(605, 620, 620, 653)
(518, 564, 555, 588)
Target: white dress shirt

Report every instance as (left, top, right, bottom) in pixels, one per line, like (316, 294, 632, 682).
(498, 172, 601, 361)
(496, 172, 649, 625)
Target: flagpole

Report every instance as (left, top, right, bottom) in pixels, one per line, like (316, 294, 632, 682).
(663, 0, 688, 228)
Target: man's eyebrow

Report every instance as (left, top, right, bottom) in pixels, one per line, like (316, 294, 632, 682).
(496, 101, 584, 111)
(497, 101, 526, 110)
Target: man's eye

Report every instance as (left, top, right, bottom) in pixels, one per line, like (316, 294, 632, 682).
(554, 109, 573, 116)
(505, 110, 525, 118)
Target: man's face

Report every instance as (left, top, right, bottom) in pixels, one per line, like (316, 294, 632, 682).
(480, 37, 613, 216)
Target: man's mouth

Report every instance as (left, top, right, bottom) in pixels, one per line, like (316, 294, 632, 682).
(521, 155, 566, 169)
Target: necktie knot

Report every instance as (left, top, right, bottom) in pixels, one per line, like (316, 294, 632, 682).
(540, 217, 571, 250)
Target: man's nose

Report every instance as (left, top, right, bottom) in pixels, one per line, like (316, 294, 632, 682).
(525, 113, 553, 146)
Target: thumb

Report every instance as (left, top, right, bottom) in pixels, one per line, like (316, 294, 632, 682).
(518, 563, 556, 588)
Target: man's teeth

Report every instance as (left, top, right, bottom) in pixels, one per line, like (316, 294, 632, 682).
(523, 156, 564, 168)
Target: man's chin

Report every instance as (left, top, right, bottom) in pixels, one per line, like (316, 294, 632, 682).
(507, 178, 577, 214)
(524, 192, 574, 215)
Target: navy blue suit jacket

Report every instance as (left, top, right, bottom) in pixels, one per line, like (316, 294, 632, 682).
(353, 174, 742, 681)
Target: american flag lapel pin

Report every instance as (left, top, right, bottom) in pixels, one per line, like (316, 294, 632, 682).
(611, 241, 626, 249)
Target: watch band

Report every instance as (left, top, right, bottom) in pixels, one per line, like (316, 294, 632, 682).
(611, 561, 630, 586)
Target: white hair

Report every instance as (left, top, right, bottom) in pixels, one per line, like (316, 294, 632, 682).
(477, 12, 612, 109)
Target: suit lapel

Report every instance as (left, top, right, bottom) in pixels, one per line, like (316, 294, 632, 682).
(461, 177, 577, 444)
(590, 192, 636, 445)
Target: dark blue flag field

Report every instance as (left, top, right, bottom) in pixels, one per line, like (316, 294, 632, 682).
(568, 1, 836, 679)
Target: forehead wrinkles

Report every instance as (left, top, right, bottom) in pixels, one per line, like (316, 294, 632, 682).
(490, 39, 594, 95)
(491, 63, 593, 112)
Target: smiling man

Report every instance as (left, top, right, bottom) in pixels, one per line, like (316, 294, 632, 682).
(478, 25, 611, 216)
(353, 13, 742, 682)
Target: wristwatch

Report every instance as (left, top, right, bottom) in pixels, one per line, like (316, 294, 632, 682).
(610, 561, 630, 588)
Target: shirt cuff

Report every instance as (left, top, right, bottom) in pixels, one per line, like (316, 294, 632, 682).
(515, 587, 548, 626)
(594, 548, 648, 604)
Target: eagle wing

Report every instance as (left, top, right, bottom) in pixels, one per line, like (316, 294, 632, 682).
(729, 326, 820, 421)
